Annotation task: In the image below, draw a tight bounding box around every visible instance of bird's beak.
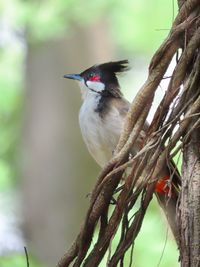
[63,73,83,81]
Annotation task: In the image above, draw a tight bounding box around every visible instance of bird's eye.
[88,74,100,82]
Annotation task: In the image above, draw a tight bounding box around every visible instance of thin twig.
[24,247,30,267]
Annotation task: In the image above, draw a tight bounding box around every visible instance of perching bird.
[64,60,180,243]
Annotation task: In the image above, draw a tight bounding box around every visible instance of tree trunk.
[180,128,200,266]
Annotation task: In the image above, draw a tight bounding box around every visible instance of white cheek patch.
[86,81,105,92]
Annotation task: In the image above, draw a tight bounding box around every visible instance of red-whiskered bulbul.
[64,60,180,243]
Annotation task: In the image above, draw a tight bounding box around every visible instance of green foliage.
[1,0,177,53]
[0,253,44,267]
[0,161,13,190]
[0,33,23,189]
[110,0,178,53]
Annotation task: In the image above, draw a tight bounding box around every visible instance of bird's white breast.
[79,91,123,167]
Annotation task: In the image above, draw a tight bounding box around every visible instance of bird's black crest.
[98,60,129,75]
[79,60,129,101]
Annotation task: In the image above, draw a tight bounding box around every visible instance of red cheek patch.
[89,75,100,82]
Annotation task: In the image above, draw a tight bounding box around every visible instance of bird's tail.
[154,163,180,245]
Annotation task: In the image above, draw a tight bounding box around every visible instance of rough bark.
[178,51,200,266]
[180,130,200,267]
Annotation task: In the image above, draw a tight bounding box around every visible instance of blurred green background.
[0,0,179,266]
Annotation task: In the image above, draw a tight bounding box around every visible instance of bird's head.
[64,60,129,98]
